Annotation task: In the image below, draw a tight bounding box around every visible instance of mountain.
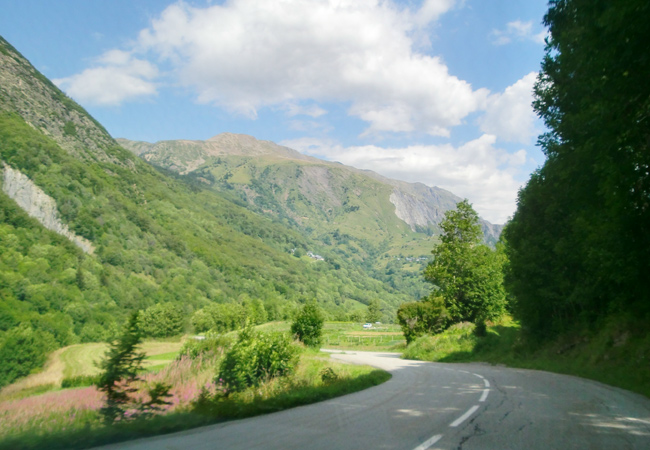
[0,36,420,386]
[117,134,503,250]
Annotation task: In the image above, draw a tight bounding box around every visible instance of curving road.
[99,351,650,449]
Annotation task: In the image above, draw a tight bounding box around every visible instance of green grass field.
[255,321,406,351]
[0,341,182,401]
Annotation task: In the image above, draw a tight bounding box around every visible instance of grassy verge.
[0,350,389,450]
[403,316,650,398]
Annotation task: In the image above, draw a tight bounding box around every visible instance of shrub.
[61,374,100,388]
[178,333,233,360]
[291,300,324,348]
[320,367,339,384]
[397,296,449,344]
[218,325,299,393]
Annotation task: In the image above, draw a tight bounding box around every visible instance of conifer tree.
[96,312,145,424]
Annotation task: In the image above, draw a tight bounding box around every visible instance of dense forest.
[504,0,650,339]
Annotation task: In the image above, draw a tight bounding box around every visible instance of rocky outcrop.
[2,163,94,254]
[389,189,446,231]
[390,185,503,244]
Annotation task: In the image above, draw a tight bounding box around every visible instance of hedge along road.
[97,351,650,450]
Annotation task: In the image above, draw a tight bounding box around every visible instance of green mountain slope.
[117,133,503,301]
[0,36,415,386]
[118,134,502,249]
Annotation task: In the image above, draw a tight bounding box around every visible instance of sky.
[0,0,549,223]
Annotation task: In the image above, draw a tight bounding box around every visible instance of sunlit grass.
[402,316,650,398]
[0,341,183,402]
[254,321,406,351]
[0,348,389,450]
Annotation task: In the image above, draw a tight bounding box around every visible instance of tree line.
[399,0,650,343]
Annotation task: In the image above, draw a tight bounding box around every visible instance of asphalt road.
[99,351,650,449]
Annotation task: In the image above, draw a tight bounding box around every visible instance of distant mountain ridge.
[117,134,503,246]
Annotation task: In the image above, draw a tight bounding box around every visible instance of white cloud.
[131,0,483,135]
[415,0,456,26]
[53,50,158,106]
[479,72,539,144]
[282,135,527,223]
[281,102,327,118]
[491,20,547,46]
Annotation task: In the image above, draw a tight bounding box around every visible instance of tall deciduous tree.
[505,0,650,339]
[424,200,506,324]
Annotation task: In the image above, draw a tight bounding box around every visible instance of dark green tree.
[366,299,382,323]
[424,200,506,324]
[0,326,55,388]
[291,300,324,348]
[138,303,185,338]
[505,0,650,339]
[96,312,146,424]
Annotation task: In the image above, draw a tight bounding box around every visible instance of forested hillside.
[118,133,504,303]
[0,36,414,387]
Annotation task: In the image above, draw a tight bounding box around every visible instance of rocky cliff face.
[2,163,94,254]
[389,189,448,231]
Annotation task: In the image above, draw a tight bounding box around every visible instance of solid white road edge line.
[450,405,480,427]
[479,389,489,402]
[412,434,443,450]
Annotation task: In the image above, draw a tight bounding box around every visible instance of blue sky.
[0,0,549,223]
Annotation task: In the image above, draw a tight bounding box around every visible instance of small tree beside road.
[291,300,324,348]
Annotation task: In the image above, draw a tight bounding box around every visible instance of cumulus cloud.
[131,0,483,135]
[491,20,547,46]
[479,72,539,144]
[282,135,527,223]
[414,0,457,26]
[53,50,158,106]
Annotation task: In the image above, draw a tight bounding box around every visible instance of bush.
[178,333,233,360]
[218,325,299,393]
[397,296,449,344]
[61,374,100,388]
[320,367,339,384]
[291,300,324,348]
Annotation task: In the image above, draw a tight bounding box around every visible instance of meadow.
[257,321,406,351]
[0,341,182,402]
[0,325,391,450]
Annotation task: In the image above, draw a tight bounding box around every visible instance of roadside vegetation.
[402,316,650,398]
[0,311,390,450]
